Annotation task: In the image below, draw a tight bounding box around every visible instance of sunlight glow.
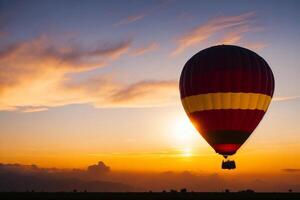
[181,147,192,157]
[170,115,201,147]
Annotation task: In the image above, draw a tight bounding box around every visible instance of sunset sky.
[0,0,300,177]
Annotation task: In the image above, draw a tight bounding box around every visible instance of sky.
[0,0,300,185]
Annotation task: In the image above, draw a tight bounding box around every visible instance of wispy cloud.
[87,149,213,158]
[0,35,130,90]
[273,96,300,102]
[0,36,130,85]
[17,106,49,113]
[217,25,264,45]
[172,11,259,55]
[64,77,178,108]
[109,80,178,107]
[282,168,300,173]
[113,0,169,27]
[130,42,159,56]
[0,36,178,112]
[217,25,267,51]
[219,31,243,45]
[114,14,146,26]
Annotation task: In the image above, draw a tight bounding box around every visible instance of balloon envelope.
[179,45,275,156]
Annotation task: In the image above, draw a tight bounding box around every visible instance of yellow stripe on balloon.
[181,92,272,114]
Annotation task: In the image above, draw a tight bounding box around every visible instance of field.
[1,192,300,200]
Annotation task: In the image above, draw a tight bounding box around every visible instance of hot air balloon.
[179,45,275,169]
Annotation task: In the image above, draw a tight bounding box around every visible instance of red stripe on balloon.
[189,109,265,133]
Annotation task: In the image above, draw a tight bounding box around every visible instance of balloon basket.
[221,158,236,170]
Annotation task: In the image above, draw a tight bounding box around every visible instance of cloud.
[282,169,300,173]
[273,96,300,102]
[219,31,243,45]
[217,26,267,51]
[0,35,179,112]
[130,42,159,56]
[0,37,178,111]
[17,106,49,113]
[87,161,110,174]
[172,11,258,55]
[0,35,130,89]
[64,77,179,108]
[114,14,146,26]
[1,162,300,192]
[217,25,264,45]
[0,163,43,174]
[109,80,178,107]
[114,0,171,27]
[0,162,135,192]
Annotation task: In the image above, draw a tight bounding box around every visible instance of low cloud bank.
[0,162,299,192]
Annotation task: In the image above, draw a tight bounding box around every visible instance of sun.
[170,116,200,147]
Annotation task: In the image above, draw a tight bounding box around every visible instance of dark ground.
[1,192,300,200]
